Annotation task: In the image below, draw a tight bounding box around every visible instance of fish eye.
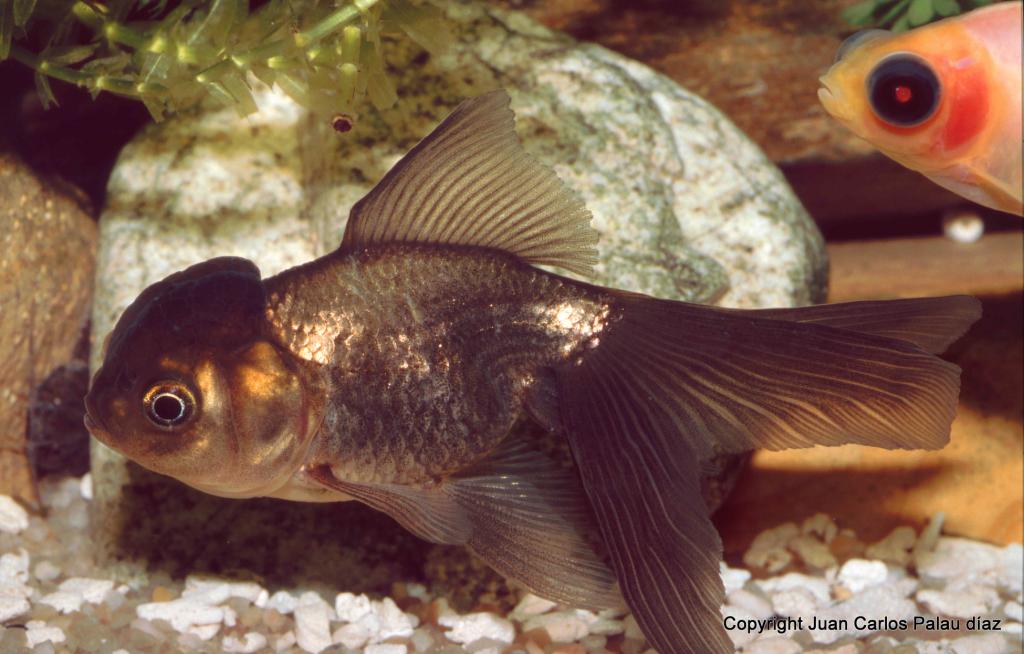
[144,382,196,428]
[867,54,941,127]
[834,29,889,63]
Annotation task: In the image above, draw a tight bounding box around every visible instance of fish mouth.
[817,77,851,122]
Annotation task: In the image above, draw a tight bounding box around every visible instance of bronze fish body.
[85,90,981,654]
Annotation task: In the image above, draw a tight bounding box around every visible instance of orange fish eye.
[867,53,941,128]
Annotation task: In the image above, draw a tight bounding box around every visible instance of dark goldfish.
[85,90,980,654]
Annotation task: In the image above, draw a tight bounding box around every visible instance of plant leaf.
[44,43,99,65]
[1,1,14,60]
[878,0,914,25]
[14,0,38,27]
[908,0,936,25]
[34,71,57,108]
[933,0,962,15]
[842,0,881,25]
[892,13,913,30]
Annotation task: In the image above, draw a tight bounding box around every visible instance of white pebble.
[807,584,917,644]
[865,526,917,565]
[721,561,752,594]
[1003,622,1022,634]
[24,621,66,648]
[801,513,838,544]
[837,559,888,593]
[333,622,372,649]
[623,614,644,640]
[33,560,61,582]
[744,523,799,573]
[373,597,418,639]
[274,630,297,652]
[79,473,93,500]
[912,513,945,562]
[522,610,591,642]
[758,572,832,606]
[744,636,802,654]
[0,495,29,534]
[512,593,557,618]
[917,585,1000,618]
[187,622,221,640]
[950,633,1011,654]
[184,576,266,604]
[335,592,373,622]
[222,632,268,653]
[439,612,515,644]
[588,617,624,635]
[410,628,434,652]
[770,588,819,619]
[727,589,774,620]
[0,548,30,585]
[294,597,334,653]
[0,593,30,622]
[136,597,226,632]
[789,534,838,569]
[1004,600,1023,622]
[943,210,985,243]
[366,644,408,654]
[720,605,758,648]
[265,590,300,614]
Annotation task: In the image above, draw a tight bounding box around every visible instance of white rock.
[757,572,832,606]
[512,593,558,619]
[917,585,1000,618]
[274,630,297,652]
[522,610,591,642]
[999,544,1023,594]
[410,628,435,652]
[623,614,644,640]
[720,605,758,648]
[1003,622,1022,634]
[727,589,774,620]
[184,575,266,604]
[744,636,802,654]
[807,584,917,644]
[588,618,625,636]
[223,632,269,653]
[439,612,515,644]
[79,473,93,500]
[187,623,221,640]
[837,559,888,593]
[771,588,819,619]
[405,583,429,600]
[950,633,1011,654]
[1004,600,1023,622]
[0,593,30,622]
[721,562,752,595]
[366,644,408,654]
[373,597,417,639]
[789,534,838,569]
[33,560,61,582]
[0,496,29,534]
[333,622,372,649]
[24,621,66,648]
[744,523,799,573]
[801,514,838,544]
[112,650,130,654]
[865,526,917,565]
[294,596,334,653]
[38,589,84,613]
[912,513,945,562]
[917,538,1022,594]
[265,590,300,614]
[136,597,226,632]
[335,591,373,622]
[0,548,30,585]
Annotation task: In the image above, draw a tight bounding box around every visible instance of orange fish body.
[820,2,1023,215]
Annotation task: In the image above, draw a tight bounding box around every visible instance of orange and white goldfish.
[819,2,1023,215]
[85,90,981,654]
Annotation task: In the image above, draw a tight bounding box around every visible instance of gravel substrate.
[0,476,1020,654]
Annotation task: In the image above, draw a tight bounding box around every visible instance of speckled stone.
[90,0,824,594]
[0,153,96,510]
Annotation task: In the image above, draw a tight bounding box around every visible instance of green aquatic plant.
[843,0,1000,31]
[1,0,451,121]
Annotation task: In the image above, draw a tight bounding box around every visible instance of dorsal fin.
[340,90,600,276]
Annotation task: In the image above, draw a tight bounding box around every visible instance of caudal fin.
[554,294,979,654]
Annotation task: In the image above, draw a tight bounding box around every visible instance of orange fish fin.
[339,90,600,276]
[720,295,981,354]
[554,295,973,654]
[308,436,623,610]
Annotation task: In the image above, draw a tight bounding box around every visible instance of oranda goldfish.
[85,90,981,654]
[819,1,1023,215]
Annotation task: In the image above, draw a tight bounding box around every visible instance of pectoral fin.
[307,436,623,610]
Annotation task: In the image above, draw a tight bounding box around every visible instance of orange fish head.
[820,24,996,174]
[85,257,324,499]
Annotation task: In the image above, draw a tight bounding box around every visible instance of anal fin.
[308,437,623,610]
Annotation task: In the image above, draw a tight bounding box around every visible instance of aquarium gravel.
[0,475,1020,654]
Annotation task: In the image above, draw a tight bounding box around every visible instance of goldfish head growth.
[84,257,322,499]
[820,26,998,172]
